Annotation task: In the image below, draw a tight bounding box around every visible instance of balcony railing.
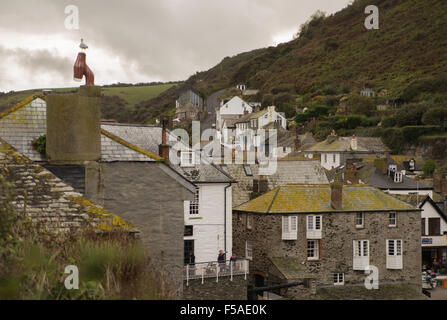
[183,259,249,286]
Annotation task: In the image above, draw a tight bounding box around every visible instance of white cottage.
[420,196,447,269]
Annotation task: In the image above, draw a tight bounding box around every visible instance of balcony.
[183,259,249,285]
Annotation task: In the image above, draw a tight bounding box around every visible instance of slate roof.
[419,196,447,223]
[0,137,136,234]
[101,123,162,155]
[170,162,234,183]
[0,95,161,162]
[234,185,418,214]
[357,163,432,190]
[226,160,329,207]
[270,257,314,280]
[305,136,388,153]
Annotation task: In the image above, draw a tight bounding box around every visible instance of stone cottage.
[232,178,422,299]
[0,89,196,298]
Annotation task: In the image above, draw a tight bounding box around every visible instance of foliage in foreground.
[0,177,171,300]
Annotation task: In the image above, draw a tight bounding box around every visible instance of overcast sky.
[0,0,351,92]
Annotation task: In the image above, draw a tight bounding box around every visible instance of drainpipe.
[224,183,231,254]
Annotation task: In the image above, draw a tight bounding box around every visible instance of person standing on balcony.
[218,250,227,271]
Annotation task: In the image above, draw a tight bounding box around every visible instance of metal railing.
[184,259,249,286]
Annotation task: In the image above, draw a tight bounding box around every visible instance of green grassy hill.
[142,0,447,119]
[0,83,179,123]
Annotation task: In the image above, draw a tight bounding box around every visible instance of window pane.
[315,216,321,230]
[308,216,313,230]
[429,218,441,235]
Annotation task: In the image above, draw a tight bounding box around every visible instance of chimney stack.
[159,117,170,163]
[46,86,101,164]
[331,172,343,210]
[351,135,358,151]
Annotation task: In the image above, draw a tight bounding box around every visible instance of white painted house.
[216,96,252,132]
[420,196,447,268]
[179,160,234,264]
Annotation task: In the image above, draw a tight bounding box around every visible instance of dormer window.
[409,159,415,171]
[181,151,195,167]
[394,171,403,183]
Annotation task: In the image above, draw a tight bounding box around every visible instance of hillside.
[0,83,178,123]
[141,0,447,119]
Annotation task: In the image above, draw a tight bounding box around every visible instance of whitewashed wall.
[184,183,232,263]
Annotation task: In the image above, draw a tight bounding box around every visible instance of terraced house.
[232,176,422,299]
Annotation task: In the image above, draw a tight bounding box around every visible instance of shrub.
[402,125,442,141]
[395,103,427,127]
[346,94,375,116]
[381,128,405,154]
[423,160,436,176]
[32,135,46,155]
[422,107,447,127]
[382,116,396,128]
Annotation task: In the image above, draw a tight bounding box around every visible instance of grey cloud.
[0,0,351,89]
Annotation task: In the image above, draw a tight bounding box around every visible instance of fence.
[184,259,249,286]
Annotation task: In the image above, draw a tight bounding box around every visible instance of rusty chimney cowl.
[74,39,95,86]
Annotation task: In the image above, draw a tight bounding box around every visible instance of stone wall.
[183,275,247,300]
[233,209,421,299]
[85,161,194,298]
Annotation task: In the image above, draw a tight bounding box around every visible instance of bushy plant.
[423,160,436,177]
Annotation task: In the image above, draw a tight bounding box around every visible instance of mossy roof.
[233,185,418,214]
[305,137,388,153]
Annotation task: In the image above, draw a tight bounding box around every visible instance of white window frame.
[355,212,364,228]
[307,240,320,261]
[247,214,252,230]
[189,187,199,215]
[353,240,370,270]
[245,241,253,260]
[333,273,344,286]
[180,151,195,167]
[394,171,403,183]
[389,212,397,227]
[307,215,322,239]
[282,216,298,240]
[386,239,403,269]
[243,164,253,176]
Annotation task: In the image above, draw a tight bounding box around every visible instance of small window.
[333,154,336,163]
[333,273,344,285]
[189,188,199,215]
[355,212,364,228]
[389,212,397,227]
[184,225,193,237]
[247,214,252,230]
[307,240,319,260]
[245,241,253,260]
[324,154,328,163]
[243,165,253,176]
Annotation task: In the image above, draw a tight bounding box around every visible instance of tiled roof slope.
[0,97,47,161]
[171,162,233,183]
[226,160,329,207]
[101,123,163,156]
[305,136,389,153]
[234,185,418,214]
[0,138,135,234]
[0,96,160,162]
